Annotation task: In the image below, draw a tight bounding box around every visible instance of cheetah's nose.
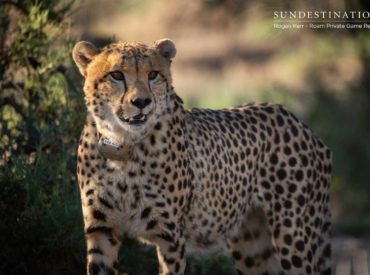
[131,97,152,109]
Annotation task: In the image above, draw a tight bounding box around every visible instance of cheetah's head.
[72,39,176,145]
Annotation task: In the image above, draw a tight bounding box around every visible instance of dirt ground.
[333,236,370,275]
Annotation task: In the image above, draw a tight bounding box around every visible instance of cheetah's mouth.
[120,113,148,126]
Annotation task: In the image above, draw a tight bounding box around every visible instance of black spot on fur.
[141,207,152,219]
[146,219,158,230]
[88,262,100,275]
[281,259,291,270]
[291,255,302,268]
[93,209,106,221]
[88,248,103,255]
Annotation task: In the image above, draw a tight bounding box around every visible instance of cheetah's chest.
[89,158,162,238]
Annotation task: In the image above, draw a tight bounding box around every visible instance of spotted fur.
[73,39,332,275]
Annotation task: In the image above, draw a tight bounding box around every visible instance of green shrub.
[0,1,85,274]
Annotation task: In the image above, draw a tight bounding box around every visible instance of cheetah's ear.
[153,39,176,60]
[72,41,99,77]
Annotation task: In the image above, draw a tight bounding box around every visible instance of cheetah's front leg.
[154,228,187,275]
[83,209,122,275]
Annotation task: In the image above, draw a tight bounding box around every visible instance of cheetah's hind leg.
[228,207,282,275]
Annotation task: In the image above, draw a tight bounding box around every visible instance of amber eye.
[148,71,159,81]
[109,71,125,81]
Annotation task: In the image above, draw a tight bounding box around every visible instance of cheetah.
[73,38,332,275]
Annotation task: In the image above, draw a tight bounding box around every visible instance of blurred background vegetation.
[0,0,369,274]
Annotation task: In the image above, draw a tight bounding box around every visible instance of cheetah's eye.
[148,71,159,81]
[109,71,125,81]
